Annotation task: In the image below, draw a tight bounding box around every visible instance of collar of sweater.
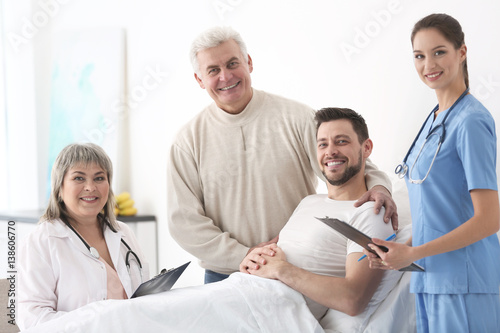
[207,88,264,126]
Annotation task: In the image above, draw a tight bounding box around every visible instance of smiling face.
[317,119,372,187]
[194,39,253,114]
[61,163,109,225]
[412,28,466,92]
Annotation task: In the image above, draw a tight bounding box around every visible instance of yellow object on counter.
[119,207,138,216]
[114,192,138,216]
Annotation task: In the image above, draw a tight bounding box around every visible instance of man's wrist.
[274,261,296,283]
[371,184,391,196]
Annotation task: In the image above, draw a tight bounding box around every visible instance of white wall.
[1,0,40,210]
[2,0,499,287]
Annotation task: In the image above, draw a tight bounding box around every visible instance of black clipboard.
[316,217,424,272]
[131,261,191,298]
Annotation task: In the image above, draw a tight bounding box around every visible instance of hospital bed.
[19,181,416,333]
[19,224,415,333]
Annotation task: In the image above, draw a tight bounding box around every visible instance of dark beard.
[322,151,362,186]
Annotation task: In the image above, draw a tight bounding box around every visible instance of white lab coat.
[18,218,149,330]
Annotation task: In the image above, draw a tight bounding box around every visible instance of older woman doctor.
[18,143,149,330]
[365,13,500,332]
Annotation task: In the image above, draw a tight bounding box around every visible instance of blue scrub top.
[406,94,500,294]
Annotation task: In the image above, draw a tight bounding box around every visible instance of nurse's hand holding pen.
[362,237,416,271]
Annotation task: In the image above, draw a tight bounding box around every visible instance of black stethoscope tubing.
[66,221,143,273]
[395,88,470,176]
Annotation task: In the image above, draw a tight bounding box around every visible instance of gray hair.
[42,143,118,231]
[190,26,248,74]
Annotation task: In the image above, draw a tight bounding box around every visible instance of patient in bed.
[240,107,401,322]
[20,108,405,333]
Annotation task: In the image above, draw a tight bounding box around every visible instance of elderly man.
[167,26,397,283]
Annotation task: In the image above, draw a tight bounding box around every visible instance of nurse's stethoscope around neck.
[65,220,143,282]
[395,88,469,184]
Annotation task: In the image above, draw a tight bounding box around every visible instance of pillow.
[319,224,412,332]
[391,176,412,229]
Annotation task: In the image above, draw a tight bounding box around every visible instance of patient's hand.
[355,185,399,230]
[239,244,278,274]
[246,247,288,280]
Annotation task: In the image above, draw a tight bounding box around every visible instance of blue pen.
[358,233,396,262]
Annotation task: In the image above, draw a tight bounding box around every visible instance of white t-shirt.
[278,194,398,320]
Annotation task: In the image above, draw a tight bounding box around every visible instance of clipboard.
[131,261,191,298]
[316,217,424,272]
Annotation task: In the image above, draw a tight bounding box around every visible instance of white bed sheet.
[21,226,416,333]
[320,272,415,333]
[320,224,416,333]
[364,272,415,332]
[21,273,324,333]
[21,267,415,333]
[21,270,415,333]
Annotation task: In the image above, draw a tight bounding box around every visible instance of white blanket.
[21,225,416,333]
[320,224,416,333]
[21,273,324,333]
[320,272,415,333]
[21,271,416,333]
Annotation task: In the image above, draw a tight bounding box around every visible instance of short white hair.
[190,26,248,74]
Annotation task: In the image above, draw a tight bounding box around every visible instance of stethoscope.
[66,221,144,282]
[395,88,469,184]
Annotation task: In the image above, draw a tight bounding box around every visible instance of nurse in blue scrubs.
[365,13,500,332]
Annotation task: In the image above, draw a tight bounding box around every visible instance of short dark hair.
[315,107,369,143]
[411,13,468,88]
